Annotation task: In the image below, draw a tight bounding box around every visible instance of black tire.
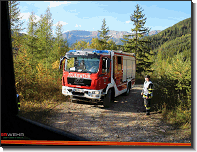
[111,89,115,103]
[125,82,131,96]
[103,89,112,108]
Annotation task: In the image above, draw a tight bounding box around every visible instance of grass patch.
[161,106,191,139]
[18,86,69,124]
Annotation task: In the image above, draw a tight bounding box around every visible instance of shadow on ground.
[72,88,148,113]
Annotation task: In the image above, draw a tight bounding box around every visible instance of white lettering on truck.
[68,73,90,79]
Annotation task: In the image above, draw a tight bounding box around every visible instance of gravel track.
[43,86,191,143]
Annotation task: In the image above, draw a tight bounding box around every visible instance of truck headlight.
[92,91,100,94]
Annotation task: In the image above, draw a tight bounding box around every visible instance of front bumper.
[62,86,103,100]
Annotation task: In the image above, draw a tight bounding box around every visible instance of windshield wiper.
[69,69,77,72]
[87,71,93,74]
[78,69,93,74]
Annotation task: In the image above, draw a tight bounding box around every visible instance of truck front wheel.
[103,89,112,108]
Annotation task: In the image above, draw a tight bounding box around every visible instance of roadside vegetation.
[10,2,191,135]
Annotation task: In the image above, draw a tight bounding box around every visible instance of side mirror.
[107,58,111,73]
[59,56,65,70]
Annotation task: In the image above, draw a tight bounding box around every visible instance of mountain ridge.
[62,30,162,46]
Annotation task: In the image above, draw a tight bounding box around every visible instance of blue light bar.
[68,50,76,53]
[92,50,109,54]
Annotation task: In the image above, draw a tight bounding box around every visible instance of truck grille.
[67,77,91,86]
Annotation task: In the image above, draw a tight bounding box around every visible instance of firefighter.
[141,75,153,115]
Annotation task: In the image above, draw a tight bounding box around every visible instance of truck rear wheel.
[103,89,112,108]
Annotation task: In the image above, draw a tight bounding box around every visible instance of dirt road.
[41,86,191,143]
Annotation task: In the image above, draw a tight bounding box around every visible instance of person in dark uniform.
[141,75,153,115]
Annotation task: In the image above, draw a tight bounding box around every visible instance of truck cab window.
[66,57,100,73]
[102,57,109,73]
[117,56,122,71]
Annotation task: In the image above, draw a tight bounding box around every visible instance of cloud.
[19,12,41,22]
[20,31,28,35]
[54,21,68,26]
[125,20,131,23]
[75,24,81,27]
[44,1,71,8]
[19,12,30,21]
[63,30,70,33]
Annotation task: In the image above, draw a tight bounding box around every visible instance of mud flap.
[124,82,131,96]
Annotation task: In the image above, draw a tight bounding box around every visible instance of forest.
[10,2,191,131]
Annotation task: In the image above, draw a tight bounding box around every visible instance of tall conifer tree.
[98,18,111,50]
[121,4,152,74]
[26,11,38,73]
[53,21,69,62]
[45,6,53,54]
[8,1,24,32]
[36,7,53,63]
[8,1,24,55]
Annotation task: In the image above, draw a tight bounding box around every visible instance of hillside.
[145,17,191,63]
[154,34,191,60]
[62,30,161,46]
[146,17,191,51]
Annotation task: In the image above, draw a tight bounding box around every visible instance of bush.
[152,52,191,128]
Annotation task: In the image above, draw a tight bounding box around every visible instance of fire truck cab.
[59,49,136,108]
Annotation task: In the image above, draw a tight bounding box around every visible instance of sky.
[19,1,192,35]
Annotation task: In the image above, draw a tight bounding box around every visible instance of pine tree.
[98,18,111,50]
[8,1,24,32]
[26,12,38,56]
[25,11,38,77]
[107,40,118,50]
[55,21,64,48]
[36,14,48,59]
[36,7,53,62]
[53,21,69,62]
[44,6,53,54]
[8,1,24,55]
[121,4,152,75]
[98,18,110,41]
[90,38,105,50]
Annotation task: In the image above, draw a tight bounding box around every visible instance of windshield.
[65,57,100,73]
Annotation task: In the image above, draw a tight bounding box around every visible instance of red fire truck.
[59,49,136,108]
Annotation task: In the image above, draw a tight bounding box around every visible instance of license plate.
[76,89,83,93]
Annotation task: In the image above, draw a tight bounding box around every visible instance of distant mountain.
[62,30,162,46]
[62,30,97,46]
[145,30,162,36]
